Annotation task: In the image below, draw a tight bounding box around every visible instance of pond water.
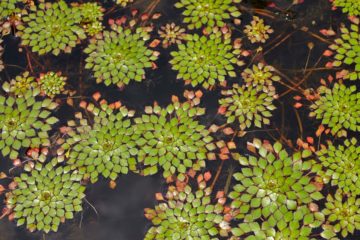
[0,0,360,239]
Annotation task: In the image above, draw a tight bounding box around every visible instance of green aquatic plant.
[144,183,229,239]
[158,23,186,48]
[134,100,215,179]
[115,0,134,7]
[309,83,360,137]
[170,31,240,89]
[0,0,21,19]
[231,205,324,239]
[2,71,38,97]
[0,89,58,159]
[17,1,86,55]
[38,72,67,98]
[84,24,157,88]
[78,2,104,36]
[6,162,85,233]
[244,16,273,43]
[321,191,360,238]
[241,63,280,93]
[174,0,242,30]
[332,0,360,17]
[62,102,138,183]
[313,138,360,195]
[329,24,360,80]
[219,84,276,131]
[229,140,323,231]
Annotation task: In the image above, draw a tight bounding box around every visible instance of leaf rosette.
[145,184,229,239]
[62,102,138,183]
[244,16,273,44]
[321,191,360,239]
[231,205,324,240]
[229,140,323,235]
[332,0,360,17]
[2,71,38,97]
[84,25,158,88]
[6,162,86,233]
[133,101,215,179]
[0,89,58,159]
[329,24,360,80]
[219,83,276,131]
[241,63,280,94]
[0,0,21,19]
[174,0,242,30]
[170,31,240,89]
[309,83,360,137]
[17,1,86,55]
[38,72,67,98]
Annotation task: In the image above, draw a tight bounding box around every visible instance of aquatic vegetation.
[84,24,157,88]
[313,138,360,195]
[244,16,273,43]
[78,2,104,36]
[321,191,360,238]
[38,72,67,98]
[0,89,58,159]
[231,205,324,239]
[158,23,186,48]
[134,100,215,179]
[170,31,241,89]
[144,182,229,239]
[329,24,360,80]
[2,71,38,97]
[332,0,360,17]
[6,162,85,233]
[115,0,134,7]
[62,102,138,183]
[229,140,323,233]
[219,84,276,131]
[0,0,21,19]
[17,1,86,55]
[174,0,242,30]
[309,83,360,137]
[241,63,280,93]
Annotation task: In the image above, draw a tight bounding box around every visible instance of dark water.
[0,0,358,239]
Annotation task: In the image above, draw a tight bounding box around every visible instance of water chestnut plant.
[332,0,360,16]
[329,24,360,80]
[134,99,215,179]
[174,0,242,31]
[313,138,360,195]
[219,84,276,131]
[38,72,67,98]
[231,205,324,240]
[158,23,186,48]
[241,63,280,93]
[244,16,273,44]
[2,71,38,97]
[309,83,360,137]
[84,24,158,88]
[6,162,86,233]
[144,181,229,239]
[78,2,104,36]
[17,1,86,55]
[61,102,138,183]
[321,191,360,239]
[170,31,241,89]
[229,140,323,235]
[0,0,21,19]
[0,89,58,159]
